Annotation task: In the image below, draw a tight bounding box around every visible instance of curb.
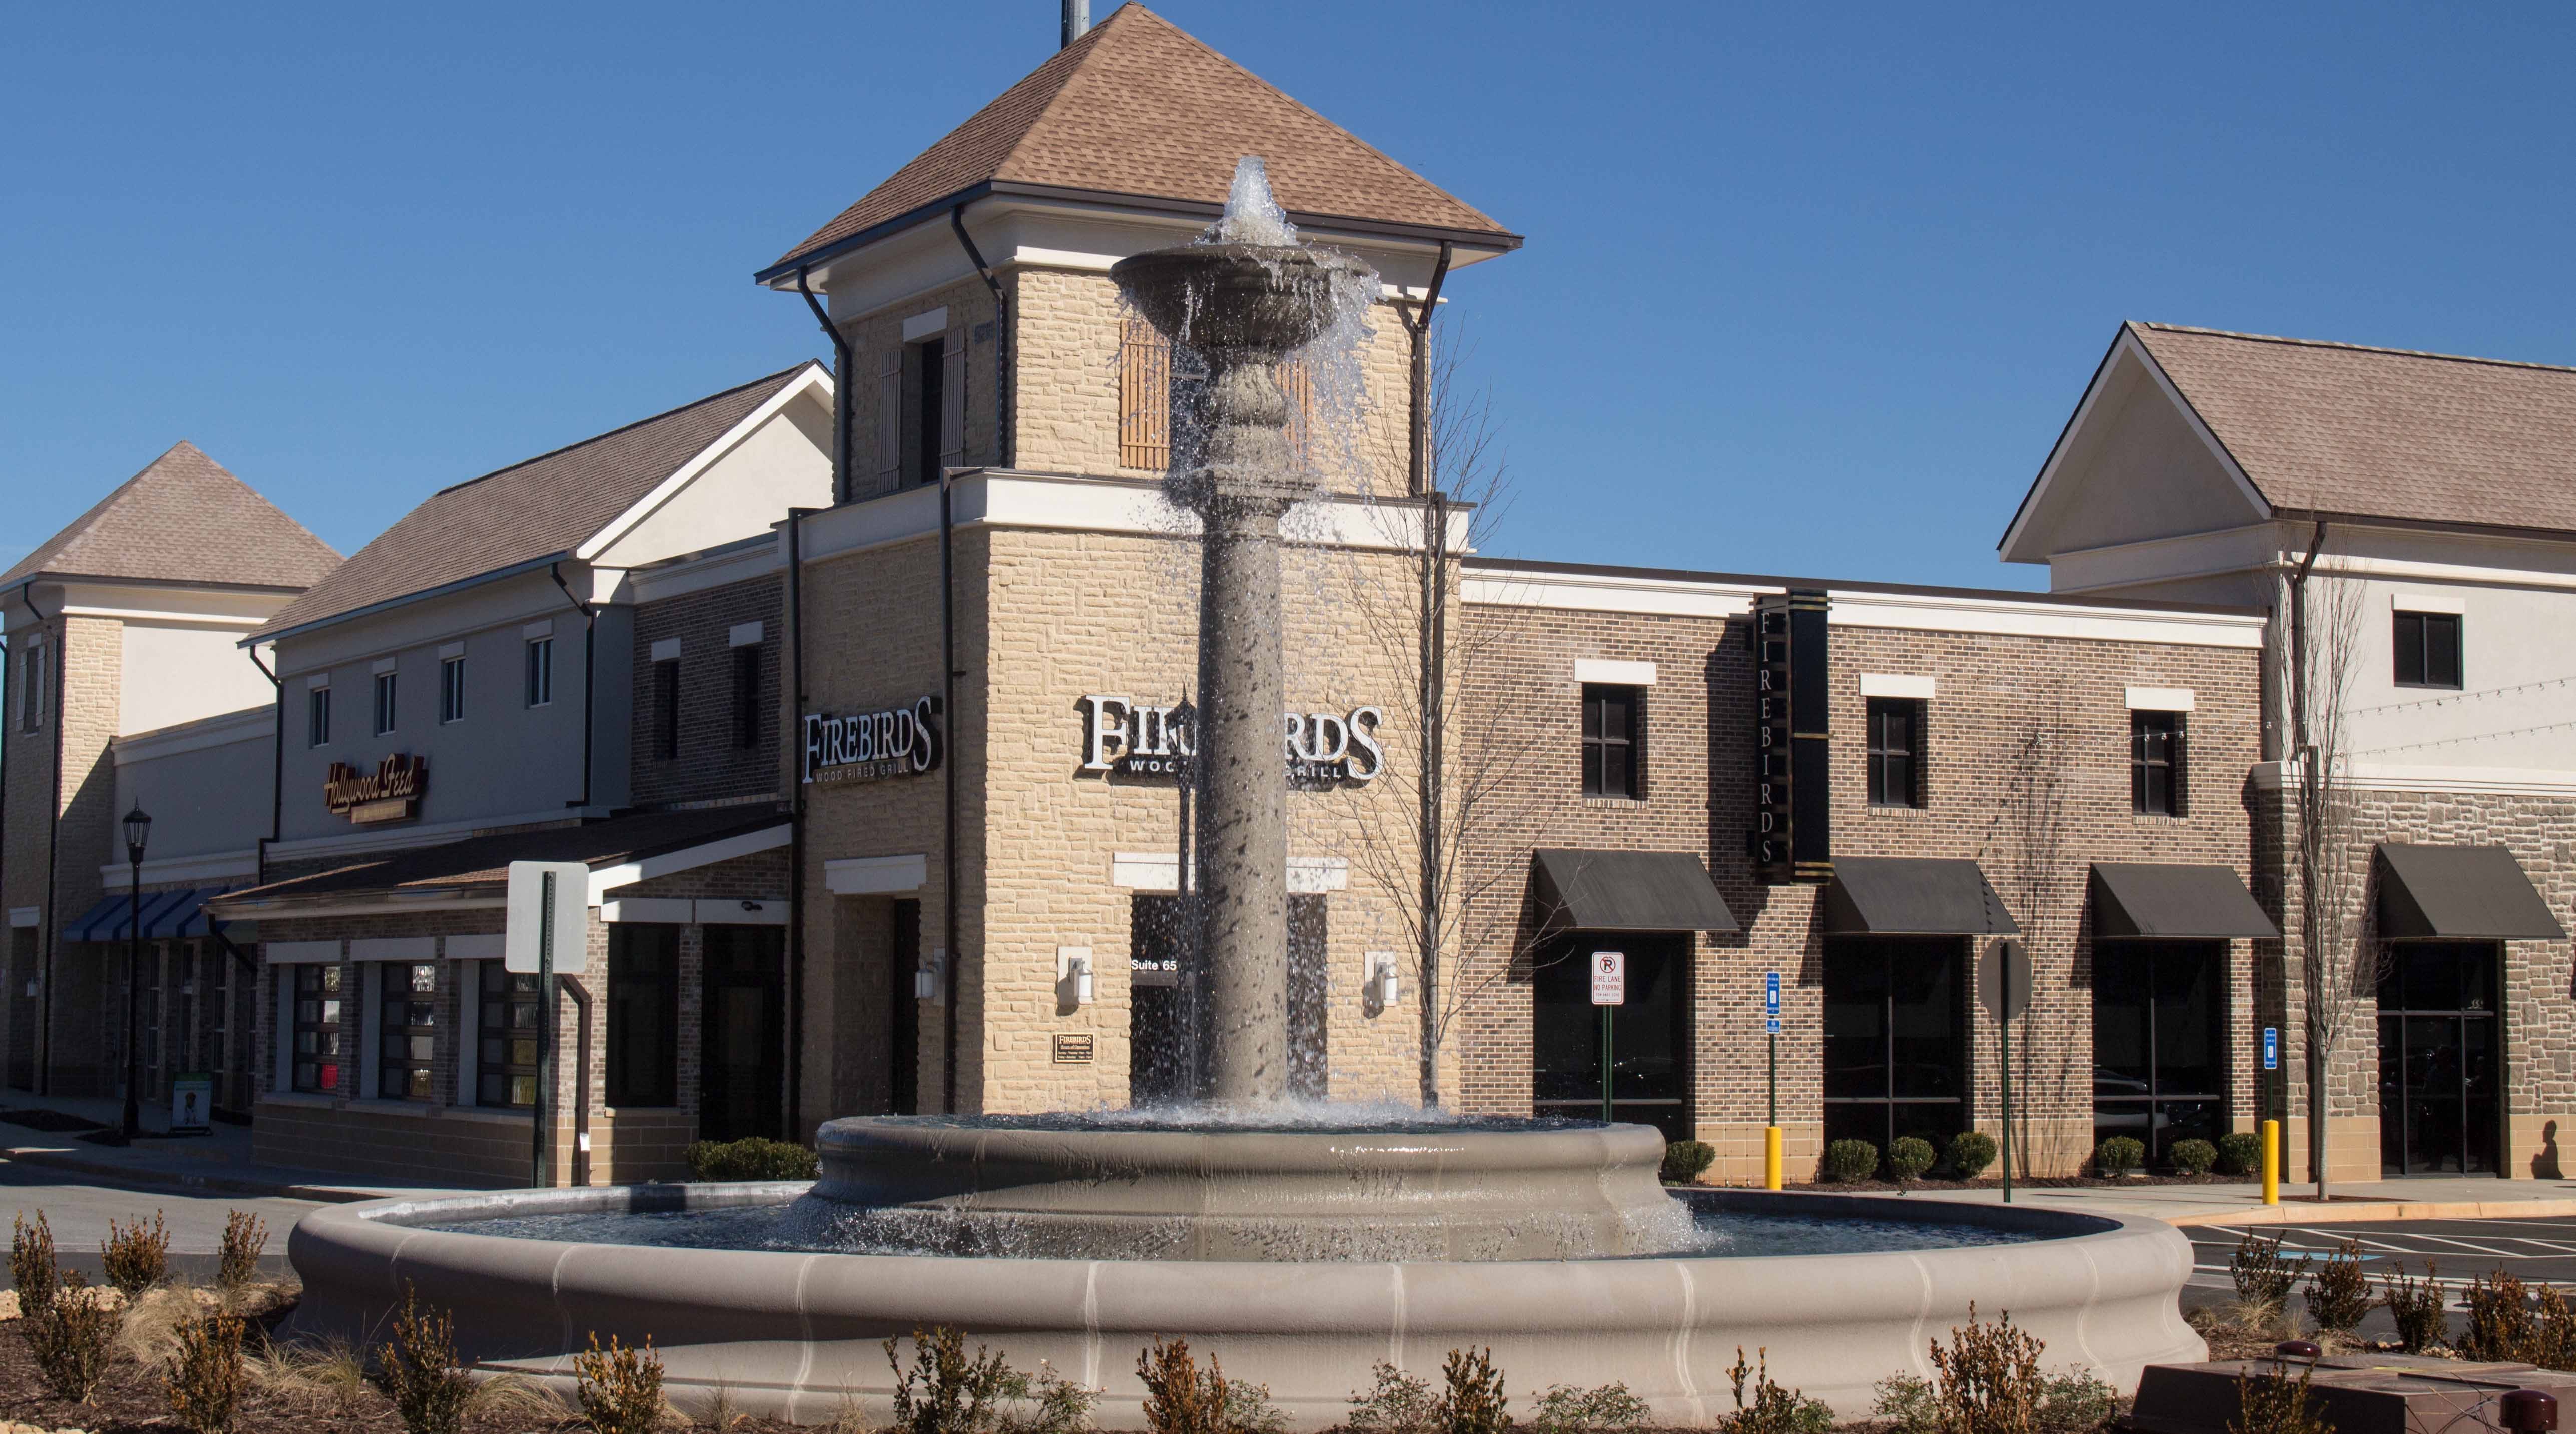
[2166,1197,2576,1228]
[4,1145,389,1204]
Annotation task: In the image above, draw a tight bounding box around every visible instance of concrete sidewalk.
[0,1091,457,1203]
[1820,1174,2576,1227]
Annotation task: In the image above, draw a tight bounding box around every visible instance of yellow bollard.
[1764,1126,1784,1191]
[2261,1119,2280,1205]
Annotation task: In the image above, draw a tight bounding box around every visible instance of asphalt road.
[0,1156,316,1283]
[2185,1215,2576,1343]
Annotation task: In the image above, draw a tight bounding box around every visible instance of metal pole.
[2000,999,2014,1204]
[532,870,556,1189]
[1599,1005,1613,1125]
[122,854,141,1140]
[1765,1030,1782,1192]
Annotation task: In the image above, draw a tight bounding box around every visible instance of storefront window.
[1822,937,1963,1154]
[478,963,541,1108]
[2092,940,2226,1165]
[378,962,437,1100]
[607,924,680,1107]
[2378,941,2499,1176]
[1532,932,1689,1140]
[292,964,343,1094]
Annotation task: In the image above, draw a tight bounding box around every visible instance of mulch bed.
[0,1110,106,1136]
[1764,1172,2254,1194]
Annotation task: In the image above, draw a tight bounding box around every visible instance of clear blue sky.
[7,3,2571,590]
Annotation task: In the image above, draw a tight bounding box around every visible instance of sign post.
[507,860,590,1190]
[1764,971,1783,1190]
[1590,951,1624,1125]
[1978,937,2032,1204]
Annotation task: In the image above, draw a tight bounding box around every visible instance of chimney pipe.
[1062,0,1089,48]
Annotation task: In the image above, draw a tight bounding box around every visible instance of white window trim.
[1573,659,1656,686]
[2124,686,2197,713]
[440,655,466,724]
[1859,673,1936,700]
[521,619,554,639]
[825,853,927,895]
[371,657,398,675]
[2391,591,2469,615]
[266,940,343,964]
[901,307,950,342]
[650,637,682,663]
[729,621,764,648]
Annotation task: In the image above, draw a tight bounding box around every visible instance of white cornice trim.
[575,366,833,563]
[1110,853,1349,894]
[264,808,614,863]
[588,822,790,903]
[214,890,507,922]
[2250,759,2576,798]
[823,853,927,895]
[59,606,269,630]
[112,706,274,764]
[620,539,784,605]
[97,850,259,888]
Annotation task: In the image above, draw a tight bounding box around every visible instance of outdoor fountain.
[283,159,2202,1425]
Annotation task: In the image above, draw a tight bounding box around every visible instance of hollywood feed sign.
[803,696,942,785]
[324,753,427,824]
[1077,694,1385,786]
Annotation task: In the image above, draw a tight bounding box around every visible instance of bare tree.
[1334,328,1523,1106]
[1978,695,2077,1176]
[2287,532,2371,1198]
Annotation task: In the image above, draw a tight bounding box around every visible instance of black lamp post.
[120,804,150,1141]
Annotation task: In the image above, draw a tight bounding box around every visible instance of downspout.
[561,975,593,1185]
[548,563,596,810]
[785,507,814,1139]
[940,473,962,1114]
[26,585,64,1096]
[1396,244,1452,1103]
[951,204,1011,467]
[795,269,854,505]
[2286,519,2327,1194]
[245,644,282,885]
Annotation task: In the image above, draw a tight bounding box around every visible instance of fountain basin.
[285,1182,2203,1428]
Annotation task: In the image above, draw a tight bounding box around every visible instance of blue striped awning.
[64,888,203,943]
[146,888,231,940]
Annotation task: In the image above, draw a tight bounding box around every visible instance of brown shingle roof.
[2133,322,2576,535]
[770,4,1512,273]
[216,806,786,907]
[250,364,818,642]
[4,441,339,591]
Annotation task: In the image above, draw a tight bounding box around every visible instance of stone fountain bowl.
[1111,242,1373,355]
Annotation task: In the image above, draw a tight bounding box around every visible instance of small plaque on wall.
[1053,1033,1096,1065]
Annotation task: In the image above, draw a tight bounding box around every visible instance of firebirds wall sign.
[1749,590,1832,884]
[325,754,428,824]
[1076,694,1386,787]
[802,696,943,785]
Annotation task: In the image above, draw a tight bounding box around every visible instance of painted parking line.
[2401,1233,2528,1257]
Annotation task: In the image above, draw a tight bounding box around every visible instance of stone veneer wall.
[630,574,785,807]
[1455,596,2264,1181]
[1,614,123,1096]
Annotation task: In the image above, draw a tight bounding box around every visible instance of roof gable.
[772,4,1511,272]
[4,441,340,591]
[250,364,823,643]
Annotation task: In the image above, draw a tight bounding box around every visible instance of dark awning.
[64,889,189,943]
[2089,863,2279,940]
[144,888,233,940]
[1530,849,1739,935]
[2376,844,2565,940]
[1821,857,2019,936]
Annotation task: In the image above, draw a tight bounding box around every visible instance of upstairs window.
[731,645,761,750]
[439,656,466,724]
[2131,710,2187,817]
[1866,698,1926,808]
[913,336,947,488]
[306,686,331,747]
[372,671,398,736]
[17,640,42,732]
[525,637,553,708]
[1581,684,1641,799]
[2394,610,2463,689]
[653,658,680,761]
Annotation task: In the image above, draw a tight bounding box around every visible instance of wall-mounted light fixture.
[1363,952,1400,1015]
[1058,946,1094,1006]
[916,948,947,1005]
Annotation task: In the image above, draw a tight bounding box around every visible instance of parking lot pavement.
[2183,1214,2576,1344]
[0,1155,317,1283]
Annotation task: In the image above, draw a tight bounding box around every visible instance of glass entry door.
[700,926,785,1143]
[1532,932,1689,1139]
[2379,942,2501,1176]
[2092,940,2228,1165]
[1822,937,1965,1152]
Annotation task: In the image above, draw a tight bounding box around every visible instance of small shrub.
[1873,1373,1939,1434]
[2458,1268,2538,1363]
[2536,1285,2576,1373]
[2303,1241,2371,1336]
[103,1209,171,1297]
[2230,1352,2330,1434]
[1530,1381,1652,1434]
[2036,1370,2118,1434]
[1726,1347,1832,1434]
[1822,1139,1880,1183]
[380,1283,474,1434]
[1889,1137,1938,1184]
[2381,1260,2447,1353]
[574,1332,666,1434]
[1349,1362,1440,1433]
[12,1207,58,1321]
[1948,1132,1998,1181]
[1442,1348,1510,1434]
[2214,1131,2264,1177]
[2168,1139,2217,1176]
[2230,1232,2305,1310]
[686,1135,820,1182]
[888,1325,1020,1434]
[1661,1140,1717,1185]
[2092,1138,2144,1179]
[1929,1304,2044,1434]
[1222,1377,1288,1434]
[217,1210,268,1290]
[1138,1337,1228,1434]
[166,1309,250,1434]
[26,1270,119,1403]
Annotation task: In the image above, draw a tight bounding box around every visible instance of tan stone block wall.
[844,278,1003,495]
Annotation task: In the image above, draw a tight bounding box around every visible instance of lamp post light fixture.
[121,804,151,1141]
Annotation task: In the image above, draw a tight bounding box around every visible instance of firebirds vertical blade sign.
[1749,589,1832,884]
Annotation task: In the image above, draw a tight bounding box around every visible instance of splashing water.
[1201,155,1298,247]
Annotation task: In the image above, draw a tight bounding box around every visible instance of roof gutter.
[240,550,574,651]
[756,179,1523,288]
